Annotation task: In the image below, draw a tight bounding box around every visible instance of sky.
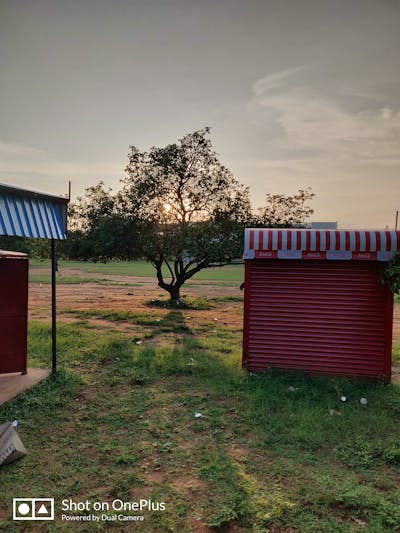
[0,0,399,229]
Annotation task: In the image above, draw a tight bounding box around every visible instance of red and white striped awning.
[243,229,400,261]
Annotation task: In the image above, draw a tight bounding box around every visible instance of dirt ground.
[28,270,245,329]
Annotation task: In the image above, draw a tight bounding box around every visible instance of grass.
[146,296,213,310]
[29,273,140,286]
[1,309,400,531]
[29,258,244,281]
[62,308,193,336]
[393,341,400,364]
[210,295,244,303]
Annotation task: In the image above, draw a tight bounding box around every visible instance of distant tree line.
[0,235,51,257]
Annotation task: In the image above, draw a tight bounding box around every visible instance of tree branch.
[151,257,171,290]
[164,258,176,284]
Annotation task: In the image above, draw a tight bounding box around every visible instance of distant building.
[309,222,338,229]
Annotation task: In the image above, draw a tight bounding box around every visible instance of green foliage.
[382,250,400,293]
[0,235,51,257]
[0,235,32,254]
[256,187,315,227]
[392,341,400,364]
[62,182,142,261]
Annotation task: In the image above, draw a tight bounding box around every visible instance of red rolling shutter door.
[0,258,28,374]
[244,260,392,378]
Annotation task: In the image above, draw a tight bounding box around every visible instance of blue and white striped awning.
[0,184,68,240]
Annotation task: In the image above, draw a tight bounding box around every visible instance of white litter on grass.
[136,341,143,345]
[194,413,204,418]
[360,397,368,405]
[287,386,297,392]
[340,396,347,402]
[11,420,18,427]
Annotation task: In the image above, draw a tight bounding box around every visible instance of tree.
[63,182,143,261]
[63,130,315,302]
[120,128,252,301]
[382,251,400,294]
[0,236,33,254]
[0,235,51,258]
[256,188,315,227]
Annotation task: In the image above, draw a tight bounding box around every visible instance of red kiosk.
[242,229,400,380]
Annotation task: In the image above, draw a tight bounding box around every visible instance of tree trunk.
[152,258,186,303]
[167,283,182,302]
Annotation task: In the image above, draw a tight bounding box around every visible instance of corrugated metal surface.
[0,192,67,240]
[243,260,393,379]
[243,229,400,261]
[0,256,28,374]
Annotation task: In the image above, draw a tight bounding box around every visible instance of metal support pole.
[51,239,57,374]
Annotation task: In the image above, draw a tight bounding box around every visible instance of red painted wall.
[0,257,28,374]
[243,260,393,380]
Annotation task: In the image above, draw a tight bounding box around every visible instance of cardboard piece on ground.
[0,422,27,466]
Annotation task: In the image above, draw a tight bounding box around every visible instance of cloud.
[0,140,47,159]
[252,66,309,97]
[251,68,400,165]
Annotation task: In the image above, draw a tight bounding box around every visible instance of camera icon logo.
[13,498,54,521]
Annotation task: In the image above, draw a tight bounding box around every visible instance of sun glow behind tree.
[119,128,252,301]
